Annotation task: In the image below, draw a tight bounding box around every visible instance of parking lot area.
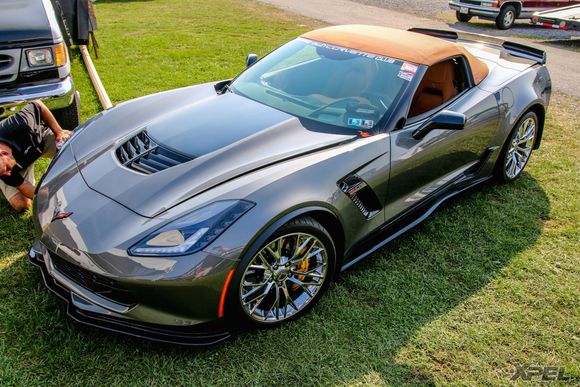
[353,0,580,40]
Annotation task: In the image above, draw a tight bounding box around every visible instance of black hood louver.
[339,175,381,219]
[116,131,192,175]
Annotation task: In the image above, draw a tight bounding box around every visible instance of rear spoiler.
[408,28,547,65]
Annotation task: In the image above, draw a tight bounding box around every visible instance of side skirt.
[341,175,491,271]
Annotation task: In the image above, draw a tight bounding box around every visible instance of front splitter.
[29,249,232,347]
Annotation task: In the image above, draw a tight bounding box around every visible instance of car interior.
[408,57,469,118]
[257,55,405,128]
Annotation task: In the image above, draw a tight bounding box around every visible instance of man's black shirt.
[0,103,47,187]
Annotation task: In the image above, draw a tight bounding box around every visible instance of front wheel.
[456,11,472,23]
[496,5,516,29]
[495,111,538,183]
[230,216,336,327]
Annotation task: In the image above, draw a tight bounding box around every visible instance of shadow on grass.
[0,174,549,384]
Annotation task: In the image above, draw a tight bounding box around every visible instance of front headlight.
[26,48,53,67]
[25,42,67,68]
[128,200,255,257]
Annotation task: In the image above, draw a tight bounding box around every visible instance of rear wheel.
[231,216,335,327]
[52,92,80,130]
[455,11,472,23]
[496,5,516,29]
[495,111,538,183]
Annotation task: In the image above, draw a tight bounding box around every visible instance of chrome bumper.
[0,76,76,118]
[449,1,500,18]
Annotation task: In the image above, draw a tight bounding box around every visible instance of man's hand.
[55,129,72,143]
[32,100,69,142]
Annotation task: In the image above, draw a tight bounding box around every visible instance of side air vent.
[116,131,192,175]
[338,175,382,219]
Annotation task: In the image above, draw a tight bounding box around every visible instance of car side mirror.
[412,110,466,140]
[246,53,259,68]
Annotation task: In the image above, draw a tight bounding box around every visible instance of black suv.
[0,0,79,128]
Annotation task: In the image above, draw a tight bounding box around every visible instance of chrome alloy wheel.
[239,233,328,323]
[505,116,536,179]
[503,10,515,27]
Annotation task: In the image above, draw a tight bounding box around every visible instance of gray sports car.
[29,25,550,346]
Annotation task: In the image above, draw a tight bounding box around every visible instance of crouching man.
[0,101,71,212]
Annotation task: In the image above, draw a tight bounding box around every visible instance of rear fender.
[497,66,550,149]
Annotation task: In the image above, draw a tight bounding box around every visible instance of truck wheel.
[456,11,472,23]
[53,92,80,130]
[496,5,516,29]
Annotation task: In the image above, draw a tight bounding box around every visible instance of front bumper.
[29,241,232,346]
[0,76,76,118]
[449,1,500,18]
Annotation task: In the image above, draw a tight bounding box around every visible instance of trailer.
[532,5,580,31]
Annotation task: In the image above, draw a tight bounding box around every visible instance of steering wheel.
[309,97,370,118]
[360,92,394,110]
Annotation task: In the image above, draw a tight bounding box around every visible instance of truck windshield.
[230,38,413,131]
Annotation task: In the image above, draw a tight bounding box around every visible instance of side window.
[408,57,469,118]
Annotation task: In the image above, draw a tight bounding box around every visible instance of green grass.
[1,0,579,385]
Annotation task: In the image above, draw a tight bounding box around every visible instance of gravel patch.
[353,0,448,19]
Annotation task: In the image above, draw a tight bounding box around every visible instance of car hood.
[0,0,54,46]
[72,83,355,218]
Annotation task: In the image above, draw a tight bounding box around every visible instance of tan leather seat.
[409,60,458,117]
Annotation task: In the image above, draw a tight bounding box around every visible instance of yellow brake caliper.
[292,237,310,291]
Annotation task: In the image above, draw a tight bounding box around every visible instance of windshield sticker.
[397,62,418,82]
[305,39,396,64]
[348,118,374,129]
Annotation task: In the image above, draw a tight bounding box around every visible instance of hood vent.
[116,131,192,175]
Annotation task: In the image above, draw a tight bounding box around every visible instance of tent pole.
[79,45,112,110]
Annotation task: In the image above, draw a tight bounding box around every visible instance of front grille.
[50,252,136,306]
[116,131,192,175]
[0,50,18,84]
[459,0,481,5]
[0,55,12,71]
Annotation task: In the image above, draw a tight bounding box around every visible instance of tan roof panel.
[302,25,489,85]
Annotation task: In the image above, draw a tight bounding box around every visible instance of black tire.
[494,111,538,183]
[496,5,516,29]
[227,216,336,328]
[52,92,80,130]
[455,11,472,23]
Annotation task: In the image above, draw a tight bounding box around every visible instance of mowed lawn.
[0,0,578,385]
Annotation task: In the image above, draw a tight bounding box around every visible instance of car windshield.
[230,38,414,131]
